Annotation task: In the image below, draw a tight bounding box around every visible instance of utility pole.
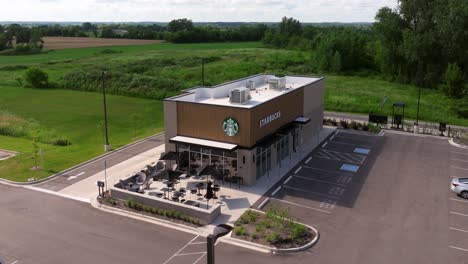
[201,58,205,86]
[102,71,110,151]
[416,87,421,126]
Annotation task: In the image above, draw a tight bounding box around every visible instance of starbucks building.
[164,74,325,185]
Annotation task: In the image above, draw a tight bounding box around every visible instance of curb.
[0,132,164,186]
[90,198,200,236]
[449,138,468,149]
[383,129,448,140]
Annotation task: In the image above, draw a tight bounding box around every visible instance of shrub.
[350,121,359,130]
[265,232,280,244]
[234,226,247,236]
[251,233,258,239]
[50,138,72,146]
[96,49,122,55]
[24,68,49,88]
[291,223,307,240]
[340,120,349,129]
[239,210,259,224]
[362,123,369,131]
[126,199,135,208]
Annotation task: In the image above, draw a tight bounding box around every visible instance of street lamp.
[415,87,421,133]
[201,58,205,86]
[102,71,110,151]
[207,224,233,264]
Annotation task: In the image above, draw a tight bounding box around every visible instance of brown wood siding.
[176,88,304,148]
[249,88,304,146]
[176,102,251,146]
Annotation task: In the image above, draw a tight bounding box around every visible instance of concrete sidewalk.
[59,145,166,201]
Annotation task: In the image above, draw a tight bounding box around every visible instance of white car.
[451,178,468,199]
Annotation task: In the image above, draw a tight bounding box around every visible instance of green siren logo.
[222,117,239,136]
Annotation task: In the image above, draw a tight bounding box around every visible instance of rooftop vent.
[230,87,251,104]
[246,80,255,90]
[267,77,286,90]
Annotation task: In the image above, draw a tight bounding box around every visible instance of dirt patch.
[43,37,164,50]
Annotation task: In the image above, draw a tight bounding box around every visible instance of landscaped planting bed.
[98,195,203,227]
[232,207,315,249]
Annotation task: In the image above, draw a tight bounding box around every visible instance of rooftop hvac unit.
[267,77,286,90]
[230,87,251,104]
[246,80,255,90]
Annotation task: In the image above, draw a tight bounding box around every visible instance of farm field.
[42,37,164,50]
[0,40,466,182]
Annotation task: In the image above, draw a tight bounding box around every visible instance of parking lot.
[448,146,468,262]
[254,129,465,263]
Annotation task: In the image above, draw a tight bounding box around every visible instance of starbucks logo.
[222,117,239,136]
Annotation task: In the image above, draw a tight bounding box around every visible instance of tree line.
[263,0,467,100]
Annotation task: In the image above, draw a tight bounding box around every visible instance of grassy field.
[0,41,466,182]
[0,86,163,181]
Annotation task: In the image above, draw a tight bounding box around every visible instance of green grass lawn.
[0,41,466,182]
[0,86,163,182]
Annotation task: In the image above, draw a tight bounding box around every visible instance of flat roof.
[165,74,322,109]
[170,136,237,151]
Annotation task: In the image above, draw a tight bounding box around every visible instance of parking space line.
[450,211,468,217]
[303,165,354,175]
[452,166,468,171]
[293,175,346,187]
[162,235,200,264]
[176,252,206,257]
[271,186,282,196]
[294,166,302,174]
[284,185,340,199]
[11,261,18,264]
[449,246,468,252]
[450,198,468,203]
[453,159,468,163]
[305,157,312,164]
[193,253,207,264]
[284,175,293,184]
[450,227,468,233]
[271,198,331,214]
[322,142,328,148]
[189,242,207,245]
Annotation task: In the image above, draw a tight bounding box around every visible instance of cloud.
[0,0,399,22]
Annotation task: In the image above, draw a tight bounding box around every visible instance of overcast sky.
[1,0,398,22]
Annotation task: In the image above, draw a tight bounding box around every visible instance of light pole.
[207,224,233,264]
[201,58,205,86]
[415,87,421,133]
[102,71,110,151]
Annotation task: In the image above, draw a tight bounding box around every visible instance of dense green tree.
[168,18,194,32]
[375,0,468,88]
[23,68,49,89]
[331,51,342,73]
[279,17,302,36]
[442,63,466,97]
[101,27,116,38]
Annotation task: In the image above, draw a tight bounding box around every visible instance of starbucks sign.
[222,117,239,136]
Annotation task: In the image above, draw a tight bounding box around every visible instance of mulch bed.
[231,209,315,249]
